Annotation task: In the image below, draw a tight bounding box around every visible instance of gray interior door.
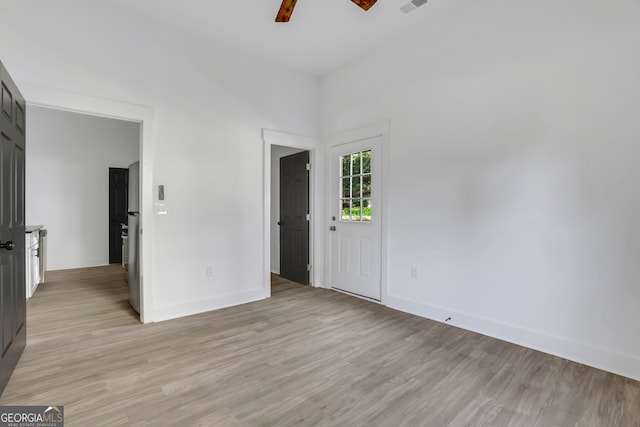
[0,61,27,395]
[279,151,310,285]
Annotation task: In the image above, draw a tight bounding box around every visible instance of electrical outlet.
[155,203,167,215]
[411,265,419,279]
[206,264,214,277]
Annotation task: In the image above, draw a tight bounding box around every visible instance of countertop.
[25,225,44,233]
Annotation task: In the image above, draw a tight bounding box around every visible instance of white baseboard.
[47,259,110,271]
[154,288,267,322]
[385,294,640,382]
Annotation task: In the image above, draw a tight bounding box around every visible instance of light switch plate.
[158,185,165,200]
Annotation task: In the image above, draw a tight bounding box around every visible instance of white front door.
[330,136,382,301]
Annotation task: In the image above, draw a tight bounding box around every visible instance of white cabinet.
[25,228,41,299]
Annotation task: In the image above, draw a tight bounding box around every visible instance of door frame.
[325,121,390,304]
[19,83,156,323]
[262,129,320,297]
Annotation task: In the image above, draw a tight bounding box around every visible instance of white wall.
[26,105,140,270]
[270,145,306,274]
[322,0,640,380]
[0,0,319,321]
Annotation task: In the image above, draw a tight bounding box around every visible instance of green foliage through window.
[340,150,372,222]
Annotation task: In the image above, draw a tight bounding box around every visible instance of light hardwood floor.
[1,265,638,426]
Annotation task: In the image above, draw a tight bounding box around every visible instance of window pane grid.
[339,150,372,222]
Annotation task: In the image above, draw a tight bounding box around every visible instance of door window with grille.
[340,150,372,222]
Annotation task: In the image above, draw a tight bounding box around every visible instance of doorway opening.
[26,105,141,317]
[262,129,319,297]
[23,85,154,322]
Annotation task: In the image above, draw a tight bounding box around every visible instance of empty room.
[0,0,639,425]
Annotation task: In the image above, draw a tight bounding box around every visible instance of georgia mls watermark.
[0,406,63,427]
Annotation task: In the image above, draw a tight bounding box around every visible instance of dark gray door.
[108,168,128,264]
[279,151,310,285]
[0,61,27,395]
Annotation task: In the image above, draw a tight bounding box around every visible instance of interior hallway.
[0,266,638,426]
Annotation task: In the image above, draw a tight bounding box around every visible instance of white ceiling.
[101,0,452,75]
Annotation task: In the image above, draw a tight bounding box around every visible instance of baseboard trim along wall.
[385,294,640,382]
[48,258,111,271]
[154,288,266,322]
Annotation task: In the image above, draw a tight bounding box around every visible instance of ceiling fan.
[276,0,378,22]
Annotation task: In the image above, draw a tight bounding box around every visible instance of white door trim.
[19,82,156,323]
[325,121,390,304]
[262,129,321,297]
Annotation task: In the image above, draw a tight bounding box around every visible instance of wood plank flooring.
[1,266,638,426]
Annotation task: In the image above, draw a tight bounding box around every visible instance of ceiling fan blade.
[276,0,298,22]
[351,0,378,11]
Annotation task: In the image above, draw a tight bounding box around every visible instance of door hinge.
[306,163,311,171]
[307,264,312,272]
[306,213,310,221]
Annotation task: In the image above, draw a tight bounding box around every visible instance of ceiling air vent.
[400,0,427,14]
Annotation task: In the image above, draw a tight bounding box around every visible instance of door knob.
[277,221,283,226]
[329,226,336,231]
[0,241,15,250]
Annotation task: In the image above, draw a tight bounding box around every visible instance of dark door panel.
[280,151,310,285]
[109,168,128,264]
[0,61,26,395]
